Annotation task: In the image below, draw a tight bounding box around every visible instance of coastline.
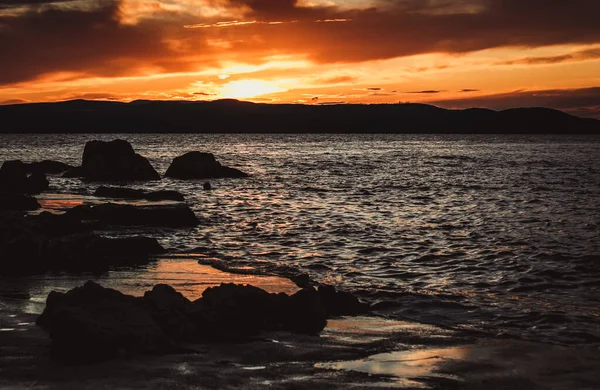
[3,294,600,389]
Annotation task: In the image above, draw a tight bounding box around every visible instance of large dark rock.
[28,160,73,175]
[165,152,248,180]
[77,140,160,182]
[94,186,185,202]
[0,160,49,194]
[64,203,199,228]
[0,213,164,275]
[36,281,367,362]
[37,281,169,363]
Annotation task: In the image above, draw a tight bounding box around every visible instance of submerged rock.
[165,152,248,180]
[75,139,160,182]
[28,160,73,175]
[318,284,370,317]
[94,186,185,202]
[46,234,165,270]
[65,203,199,228]
[37,281,367,362]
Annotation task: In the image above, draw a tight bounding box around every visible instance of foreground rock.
[94,186,185,202]
[0,160,49,194]
[0,213,164,274]
[64,139,160,182]
[37,281,367,363]
[165,152,248,179]
[0,193,40,211]
[65,203,199,228]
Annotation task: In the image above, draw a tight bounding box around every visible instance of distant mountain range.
[1,99,598,134]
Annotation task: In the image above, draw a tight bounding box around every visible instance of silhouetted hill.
[0,100,598,134]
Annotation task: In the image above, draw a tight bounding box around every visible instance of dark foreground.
[2,308,600,389]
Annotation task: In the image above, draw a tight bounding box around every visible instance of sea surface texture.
[1,133,599,346]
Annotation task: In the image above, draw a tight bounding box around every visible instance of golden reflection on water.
[317,344,469,387]
[145,260,300,300]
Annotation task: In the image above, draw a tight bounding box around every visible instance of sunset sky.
[1,0,599,117]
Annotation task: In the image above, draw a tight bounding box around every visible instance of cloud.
[497,47,600,66]
[314,75,356,84]
[407,90,443,94]
[0,98,28,105]
[429,87,600,119]
[1,0,600,87]
[460,89,479,93]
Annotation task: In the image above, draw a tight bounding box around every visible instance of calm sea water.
[1,133,599,346]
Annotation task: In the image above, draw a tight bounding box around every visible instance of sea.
[1,133,599,348]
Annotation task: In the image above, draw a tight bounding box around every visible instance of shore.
[2,267,600,389]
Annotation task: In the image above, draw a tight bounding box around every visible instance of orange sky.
[1,0,599,117]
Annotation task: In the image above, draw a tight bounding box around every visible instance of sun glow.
[219,80,287,99]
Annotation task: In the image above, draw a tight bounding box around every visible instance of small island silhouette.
[1,99,598,134]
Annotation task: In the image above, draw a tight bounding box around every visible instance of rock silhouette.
[165,152,248,179]
[65,203,199,228]
[27,160,73,175]
[0,213,165,275]
[66,140,160,182]
[94,186,185,202]
[0,160,49,194]
[0,193,40,211]
[36,281,368,363]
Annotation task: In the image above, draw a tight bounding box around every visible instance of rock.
[203,182,212,190]
[37,281,169,363]
[36,282,366,362]
[94,186,185,202]
[46,234,165,270]
[26,171,49,194]
[143,285,196,341]
[0,160,28,192]
[28,160,73,175]
[0,193,40,211]
[317,285,369,317]
[194,283,284,341]
[79,140,160,182]
[64,203,199,228]
[0,212,164,274]
[0,160,49,194]
[0,213,46,273]
[165,152,248,180]
[283,287,328,335]
[62,166,84,178]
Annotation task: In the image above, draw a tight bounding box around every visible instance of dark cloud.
[430,87,600,119]
[0,1,182,84]
[407,90,443,94]
[0,98,28,104]
[367,87,382,91]
[497,47,600,66]
[315,75,356,84]
[1,0,600,86]
[0,0,70,7]
[460,89,479,92]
